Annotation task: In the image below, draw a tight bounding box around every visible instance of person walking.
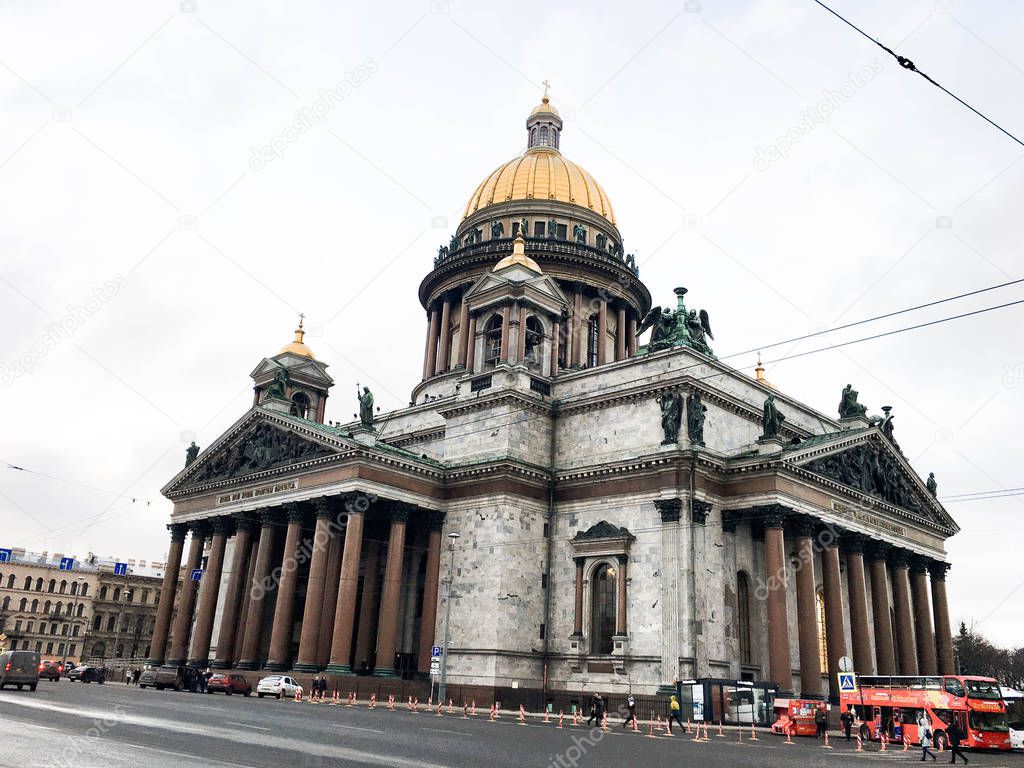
[920,725,938,762]
[667,695,685,734]
[840,706,855,741]
[621,693,637,728]
[586,692,604,727]
[947,721,969,764]
[814,705,828,739]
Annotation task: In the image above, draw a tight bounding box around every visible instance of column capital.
[721,510,740,534]
[258,507,282,527]
[189,521,210,539]
[690,498,712,525]
[928,561,950,581]
[573,556,586,567]
[887,547,912,569]
[615,553,629,566]
[654,498,682,523]
[233,513,258,533]
[209,516,232,536]
[388,503,411,525]
[841,532,867,554]
[427,510,446,532]
[753,503,790,529]
[313,496,335,519]
[865,540,891,561]
[789,514,817,539]
[168,523,189,541]
[283,503,306,525]
[909,554,931,574]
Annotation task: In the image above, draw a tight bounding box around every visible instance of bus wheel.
[934,731,948,751]
[859,724,871,742]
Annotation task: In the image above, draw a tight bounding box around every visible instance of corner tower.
[250,317,334,422]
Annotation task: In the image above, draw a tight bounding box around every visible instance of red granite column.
[550,320,560,377]
[572,557,585,636]
[436,295,452,374]
[911,556,937,675]
[929,562,954,674]
[761,506,793,692]
[615,305,626,361]
[265,504,306,671]
[821,537,848,700]
[793,519,822,697]
[423,306,439,380]
[890,549,917,675]
[315,516,344,668]
[465,316,477,372]
[867,543,896,675]
[147,523,187,664]
[416,512,445,674]
[456,297,470,369]
[189,518,229,666]
[627,314,638,356]
[374,506,409,676]
[499,305,511,362]
[212,515,256,668]
[843,535,874,674]
[233,529,259,654]
[615,554,628,635]
[517,305,527,363]
[236,510,281,670]
[166,524,207,665]
[327,507,364,674]
[294,499,335,671]
[597,299,608,365]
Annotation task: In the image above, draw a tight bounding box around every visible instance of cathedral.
[153,95,959,709]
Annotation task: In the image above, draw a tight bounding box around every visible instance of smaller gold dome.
[530,96,559,117]
[279,317,314,358]
[493,234,542,273]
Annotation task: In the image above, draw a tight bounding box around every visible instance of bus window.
[944,678,965,697]
[965,680,1002,700]
[932,708,953,726]
[968,711,1008,732]
[922,677,942,690]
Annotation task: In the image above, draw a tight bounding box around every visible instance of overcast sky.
[1,0,1021,647]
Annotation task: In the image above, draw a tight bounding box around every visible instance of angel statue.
[636,286,716,357]
[636,306,679,352]
[265,367,289,400]
[683,308,714,356]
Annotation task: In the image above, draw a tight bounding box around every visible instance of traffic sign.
[113,562,128,577]
[190,568,203,582]
[838,672,857,693]
[431,645,442,659]
[59,557,74,571]
[838,655,854,673]
[0,548,11,563]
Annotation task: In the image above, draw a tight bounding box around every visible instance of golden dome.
[462,149,616,224]
[530,95,559,117]
[493,233,542,273]
[279,317,314,358]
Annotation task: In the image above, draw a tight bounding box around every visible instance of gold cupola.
[278,315,315,359]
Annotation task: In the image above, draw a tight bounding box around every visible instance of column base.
[164,658,185,667]
[187,658,211,668]
[293,661,321,673]
[234,660,259,671]
[373,667,399,678]
[146,658,165,667]
[263,661,290,673]
[210,659,232,670]
[656,684,678,696]
[326,663,355,676]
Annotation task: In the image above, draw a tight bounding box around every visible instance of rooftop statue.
[358,385,374,428]
[636,287,714,356]
[926,471,937,498]
[657,391,683,444]
[265,366,289,400]
[762,394,786,439]
[185,441,200,468]
[838,383,868,418]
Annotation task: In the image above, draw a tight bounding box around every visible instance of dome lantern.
[526,81,563,151]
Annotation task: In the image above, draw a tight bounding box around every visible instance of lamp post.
[438,531,460,703]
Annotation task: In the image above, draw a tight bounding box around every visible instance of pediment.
[463,270,569,311]
[791,432,957,533]
[165,413,339,494]
[250,355,332,387]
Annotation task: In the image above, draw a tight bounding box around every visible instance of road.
[0,681,1022,768]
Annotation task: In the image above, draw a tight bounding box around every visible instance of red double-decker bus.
[840,675,1010,751]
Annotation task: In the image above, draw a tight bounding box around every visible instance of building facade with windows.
[0,550,167,666]
[153,97,959,700]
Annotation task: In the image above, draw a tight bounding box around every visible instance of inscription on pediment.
[802,442,925,514]
[186,421,333,487]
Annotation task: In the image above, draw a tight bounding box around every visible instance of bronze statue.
[185,441,200,468]
[547,219,558,238]
[449,234,459,252]
[573,223,586,243]
[636,287,714,356]
[595,233,607,250]
[838,384,868,418]
[490,220,504,238]
[519,218,529,237]
[358,386,374,427]
[658,391,683,444]
[926,472,937,497]
[762,394,785,439]
[266,367,289,400]
[686,391,707,445]
[683,308,714,355]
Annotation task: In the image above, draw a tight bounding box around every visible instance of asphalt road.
[0,681,1022,768]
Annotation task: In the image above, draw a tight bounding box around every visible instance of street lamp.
[438,531,459,703]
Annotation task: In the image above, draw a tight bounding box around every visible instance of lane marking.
[422,727,470,736]
[224,721,272,731]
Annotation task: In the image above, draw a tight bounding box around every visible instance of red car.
[206,673,251,696]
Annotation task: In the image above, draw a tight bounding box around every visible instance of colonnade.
[149,498,445,677]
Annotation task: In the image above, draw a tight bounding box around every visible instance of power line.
[811,0,1024,148]
[941,485,1024,500]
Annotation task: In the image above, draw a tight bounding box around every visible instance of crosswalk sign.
[838,672,857,693]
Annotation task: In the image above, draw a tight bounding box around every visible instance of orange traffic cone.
[557,712,564,729]
[470,701,476,717]
[463,703,468,719]
[632,714,639,733]
[369,693,376,709]
[519,705,527,725]
[388,694,395,711]
[436,701,443,717]
[489,704,496,721]
[902,734,909,752]
[646,717,655,738]
[662,715,670,736]
[856,732,863,751]
[294,689,302,702]
[602,712,608,732]
[785,727,794,745]
[544,707,550,724]
[448,699,453,715]
[750,722,758,741]
[822,730,832,749]
[880,733,887,752]
[572,709,578,727]
[717,720,726,737]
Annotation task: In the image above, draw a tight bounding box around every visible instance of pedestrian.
[621,693,637,728]
[947,721,969,764]
[840,705,854,741]
[920,725,938,762]
[586,692,603,726]
[667,695,684,734]
[814,704,827,739]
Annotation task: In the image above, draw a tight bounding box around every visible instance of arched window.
[737,571,752,664]
[586,315,599,368]
[30,599,38,613]
[552,128,559,149]
[17,598,25,612]
[76,603,84,617]
[91,641,105,658]
[817,590,829,673]
[591,563,617,655]
[47,579,55,593]
[93,614,102,631]
[539,125,549,146]
[70,581,78,595]
[113,587,121,603]
[54,601,62,616]
[290,391,310,419]
[43,600,51,614]
[59,580,67,594]
[65,603,73,616]
[80,583,88,597]
[530,127,537,146]
[100,586,108,601]
[483,315,503,367]
[33,577,42,591]
[106,616,116,632]
[6,574,14,589]
[523,316,543,369]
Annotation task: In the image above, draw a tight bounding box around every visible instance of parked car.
[1009,721,1024,751]
[38,661,64,681]
[256,675,302,699]
[0,650,40,691]
[67,665,105,683]
[207,673,251,696]
[153,665,185,692]
[137,667,158,689]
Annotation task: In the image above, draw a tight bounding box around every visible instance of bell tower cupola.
[250,315,334,422]
[526,81,563,151]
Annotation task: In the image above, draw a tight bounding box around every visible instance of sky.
[1,0,1022,647]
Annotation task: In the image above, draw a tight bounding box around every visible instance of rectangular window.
[45,642,53,654]
[533,221,545,237]
[57,643,64,655]
[556,224,567,240]
[73,625,80,637]
[68,644,76,657]
[543,523,550,537]
[34,641,41,653]
[541,573,548,589]
[14,620,21,632]
[539,623,545,640]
